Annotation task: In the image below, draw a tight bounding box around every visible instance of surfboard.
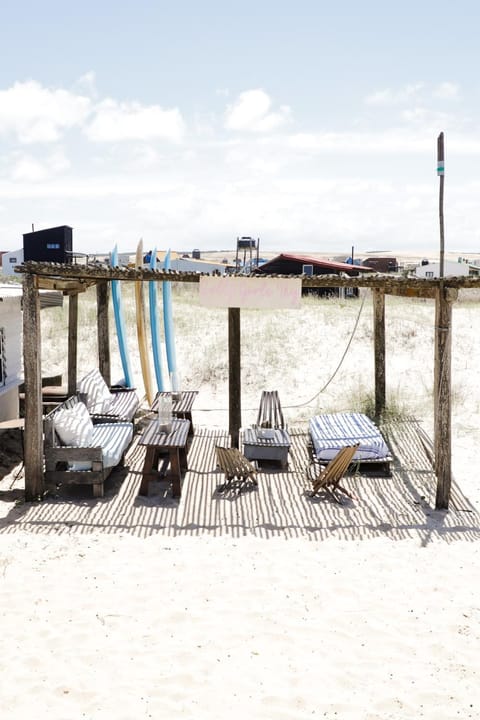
[163,248,178,389]
[135,240,155,404]
[110,245,134,387]
[148,248,165,392]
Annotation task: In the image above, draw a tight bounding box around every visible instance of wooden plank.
[434,284,452,509]
[228,307,241,448]
[36,277,92,292]
[96,281,111,387]
[373,288,386,418]
[22,273,44,500]
[67,293,78,396]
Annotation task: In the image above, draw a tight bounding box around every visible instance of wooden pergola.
[17,260,480,510]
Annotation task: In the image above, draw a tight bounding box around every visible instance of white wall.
[1,248,23,276]
[0,290,23,421]
[414,261,470,279]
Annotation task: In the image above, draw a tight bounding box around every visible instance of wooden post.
[23,273,44,500]
[67,293,78,396]
[97,281,111,387]
[373,288,386,419]
[434,283,452,509]
[228,307,241,448]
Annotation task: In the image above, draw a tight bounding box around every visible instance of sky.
[1,0,480,258]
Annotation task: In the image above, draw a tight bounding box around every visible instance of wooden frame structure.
[17,260,477,509]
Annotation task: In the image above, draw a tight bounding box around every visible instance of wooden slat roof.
[13,260,480,296]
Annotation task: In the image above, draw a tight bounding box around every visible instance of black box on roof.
[23,225,73,263]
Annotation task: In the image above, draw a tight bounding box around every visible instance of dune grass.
[39,283,480,433]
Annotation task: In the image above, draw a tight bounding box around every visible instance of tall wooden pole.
[228,307,241,448]
[97,281,111,386]
[67,293,78,396]
[373,288,386,419]
[23,273,44,500]
[437,132,445,278]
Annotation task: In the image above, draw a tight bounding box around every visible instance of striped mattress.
[309,412,390,462]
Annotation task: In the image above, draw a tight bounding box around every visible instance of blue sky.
[1,0,479,256]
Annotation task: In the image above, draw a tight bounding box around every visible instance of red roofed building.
[254,253,374,296]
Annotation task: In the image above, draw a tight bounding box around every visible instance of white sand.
[1,257,480,719]
[1,532,479,719]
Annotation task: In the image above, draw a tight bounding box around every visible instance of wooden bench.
[215,446,258,494]
[44,395,134,497]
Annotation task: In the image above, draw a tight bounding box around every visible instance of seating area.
[43,394,134,498]
[38,375,393,505]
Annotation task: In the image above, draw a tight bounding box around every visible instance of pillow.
[54,402,94,447]
[78,368,113,414]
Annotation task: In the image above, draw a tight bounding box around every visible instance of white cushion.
[54,402,94,447]
[69,422,133,471]
[78,368,113,414]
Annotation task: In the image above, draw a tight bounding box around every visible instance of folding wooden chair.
[308,443,360,503]
[215,446,258,494]
[256,390,286,430]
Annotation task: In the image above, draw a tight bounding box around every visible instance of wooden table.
[241,427,291,469]
[151,391,198,434]
[139,418,190,498]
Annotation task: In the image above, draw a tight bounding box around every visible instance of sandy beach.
[1,260,480,719]
[1,531,479,719]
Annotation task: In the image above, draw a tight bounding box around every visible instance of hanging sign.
[199,276,302,309]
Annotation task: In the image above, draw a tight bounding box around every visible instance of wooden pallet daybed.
[309,412,392,476]
[44,395,134,497]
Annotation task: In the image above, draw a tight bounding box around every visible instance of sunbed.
[309,412,391,474]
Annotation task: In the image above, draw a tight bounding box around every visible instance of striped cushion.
[309,413,390,461]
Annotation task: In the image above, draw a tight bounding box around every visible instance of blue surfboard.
[110,246,134,387]
[148,248,165,392]
[163,249,178,388]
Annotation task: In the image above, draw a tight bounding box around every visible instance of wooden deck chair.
[215,446,258,494]
[256,390,286,430]
[309,443,360,503]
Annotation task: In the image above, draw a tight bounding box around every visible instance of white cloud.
[11,156,47,182]
[287,129,432,154]
[75,71,98,98]
[365,82,461,109]
[225,89,291,132]
[364,83,424,106]
[84,99,185,143]
[433,82,460,100]
[10,149,70,182]
[0,81,91,143]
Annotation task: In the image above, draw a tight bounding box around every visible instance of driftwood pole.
[434,285,453,509]
[23,272,44,500]
[373,288,386,419]
[228,307,241,448]
[434,131,453,509]
[96,281,111,386]
[67,292,78,396]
